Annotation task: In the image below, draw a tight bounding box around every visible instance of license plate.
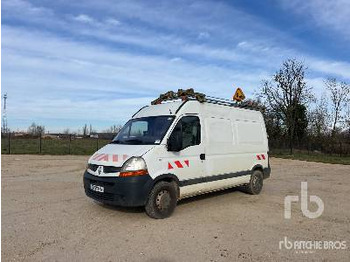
[90,184,104,193]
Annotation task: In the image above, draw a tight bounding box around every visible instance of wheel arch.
[152,173,180,197]
[251,164,270,179]
[252,164,263,173]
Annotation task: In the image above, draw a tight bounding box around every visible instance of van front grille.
[88,178,114,187]
[88,164,121,173]
[86,189,114,202]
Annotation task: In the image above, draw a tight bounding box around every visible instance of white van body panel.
[88,144,154,167]
[179,175,251,198]
[88,100,269,199]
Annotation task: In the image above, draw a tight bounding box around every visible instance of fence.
[2,132,349,157]
[269,136,350,157]
[1,133,114,155]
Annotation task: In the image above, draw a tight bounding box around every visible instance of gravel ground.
[1,155,350,261]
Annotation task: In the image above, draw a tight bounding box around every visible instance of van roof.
[132,100,183,118]
[133,99,263,119]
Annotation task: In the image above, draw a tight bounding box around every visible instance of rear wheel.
[145,181,178,219]
[241,170,263,195]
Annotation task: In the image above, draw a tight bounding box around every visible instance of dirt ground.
[1,155,350,261]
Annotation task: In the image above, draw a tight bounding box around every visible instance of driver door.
[162,115,205,182]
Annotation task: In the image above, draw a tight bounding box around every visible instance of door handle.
[200,154,206,160]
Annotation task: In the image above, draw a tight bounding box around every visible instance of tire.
[145,181,178,219]
[241,170,264,195]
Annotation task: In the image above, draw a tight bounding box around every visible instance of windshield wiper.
[110,140,123,144]
[110,138,144,145]
[123,138,144,144]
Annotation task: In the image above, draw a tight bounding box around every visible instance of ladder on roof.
[151,89,263,111]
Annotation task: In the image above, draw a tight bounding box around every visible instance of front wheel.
[145,181,178,219]
[241,170,264,195]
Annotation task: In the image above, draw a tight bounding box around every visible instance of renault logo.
[97,166,104,175]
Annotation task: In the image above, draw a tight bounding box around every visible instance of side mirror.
[167,128,182,152]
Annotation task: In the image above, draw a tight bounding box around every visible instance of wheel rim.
[252,174,262,192]
[155,190,171,211]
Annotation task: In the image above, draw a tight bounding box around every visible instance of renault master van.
[84,90,270,219]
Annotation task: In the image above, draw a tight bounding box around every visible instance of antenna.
[2,93,8,133]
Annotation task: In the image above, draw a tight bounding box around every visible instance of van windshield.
[111,116,175,145]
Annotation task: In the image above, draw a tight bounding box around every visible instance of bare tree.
[28,122,45,136]
[89,124,97,135]
[325,78,350,135]
[103,124,122,134]
[82,124,89,137]
[346,105,350,133]
[63,128,70,135]
[260,59,313,154]
[308,95,329,137]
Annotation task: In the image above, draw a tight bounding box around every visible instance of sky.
[2,0,350,133]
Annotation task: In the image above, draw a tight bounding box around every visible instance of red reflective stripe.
[92,154,99,160]
[168,163,173,169]
[261,154,265,160]
[174,160,183,168]
[256,155,261,160]
[184,160,189,167]
[97,154,108,161]
[123,154,128,161]
[112,155,118,162]
[96,154,104,161]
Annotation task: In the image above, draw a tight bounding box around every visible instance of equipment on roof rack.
[151,88,264,111]
[151,88,205,105]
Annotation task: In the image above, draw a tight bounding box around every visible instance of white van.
[84,92,270,218]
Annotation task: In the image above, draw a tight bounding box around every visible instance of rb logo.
[284,182,324,219]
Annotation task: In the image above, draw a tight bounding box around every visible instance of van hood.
[88,144,154,167]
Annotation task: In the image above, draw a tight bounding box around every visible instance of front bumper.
[83,171,153,207]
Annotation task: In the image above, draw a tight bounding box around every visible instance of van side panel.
[179,175,251,199]
[177,104,268,198]
[205,117,235,175]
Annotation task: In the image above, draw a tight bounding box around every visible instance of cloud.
[2,0,52,16]
[3,26,269,131]
[307,58,350,80]
[105,18,121,26]
[73,14,121,28]
[73,14,95,24]
[198,32,210,39]
[279,0,350,40]
[170,57,182,62]
[2,0,350,131]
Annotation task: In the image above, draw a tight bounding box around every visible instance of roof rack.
[151,88,263,111]
[205,96,263,111]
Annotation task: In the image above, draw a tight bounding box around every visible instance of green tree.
[294,104,308,143]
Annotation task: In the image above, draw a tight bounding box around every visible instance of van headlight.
[120,157,148,177]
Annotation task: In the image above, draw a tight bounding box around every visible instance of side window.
[173,116,201,150]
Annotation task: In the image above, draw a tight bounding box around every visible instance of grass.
[270,150,350,165]
[2,138,350,165]
[1,138,111,155]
